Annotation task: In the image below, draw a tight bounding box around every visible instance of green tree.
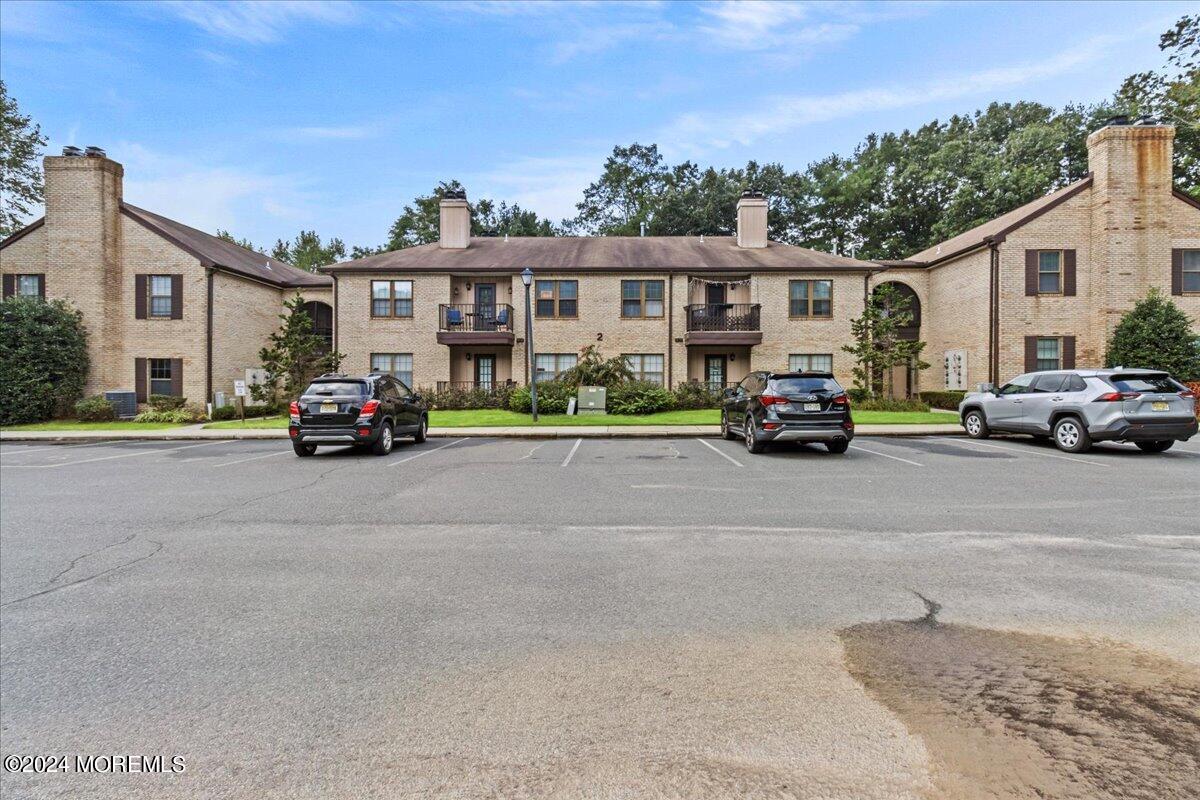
[251,294,344,405]
[556,345,635,387]
[0,80,47,238]
[567,143,669,235]
[376,180,555,252]
[216,229,263,253]
[271,230,347,272]
[0,296,89,424]
[1105,290,1200,381]
[841,284,929,399]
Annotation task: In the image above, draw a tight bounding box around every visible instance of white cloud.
[154,0,358,44]
[471,152,606,222]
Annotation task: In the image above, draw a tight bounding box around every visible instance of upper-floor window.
[5,274,44,298]
[370,352,413,388]
[535,280,577,318]
[1184,249,1200,293]
[1037,250,1062,294]
[1035,337,1062,371]
[149,275,174,317]
[621,280,664,318]
[371,280,413,318]
[534,352,577,381]
[788,354,833,373]
[624,353,664,385]
[789,280,832,318]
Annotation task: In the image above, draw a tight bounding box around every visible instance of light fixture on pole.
[521,267,538,421]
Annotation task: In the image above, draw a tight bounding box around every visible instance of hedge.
[0,297,89,425]
[917,390,967,409]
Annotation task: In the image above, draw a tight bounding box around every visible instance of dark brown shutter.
[1062,336,1076,370]
[2,274,12,299]
[1025,250,1038,295]
[1062,250,1076,296]
[135,358,147,402]
[135,275,148,319]
[36,274,45,298]
[170,358,183,397]
[1172,249,1184,295]
[170,274,183,319]
[1024,336,1038,372]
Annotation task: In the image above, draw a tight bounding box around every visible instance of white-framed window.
[149,358,173,395]
[371,281,413,318]
[15,274,43,297]
[371,353,413,388]
[1035,338,1061,371]
[1037,250,1062,294]
[534,353,577,381]
[149,275,173,317]
[788,354,833,373]
[1184,249,1200,293]
[624,353,664,385]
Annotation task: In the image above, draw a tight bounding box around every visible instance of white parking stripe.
[698,438,744,468]
[0,441,115,456]
[948,437,1111,467]
[561,438,582,467]
[386,437,467,466]
[211,450,292,468]
[848,443,924,467]
[0,440,226,469]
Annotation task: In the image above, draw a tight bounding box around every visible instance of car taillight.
[1180,390,1196,399]
[289,401,301,425]
[831,393,849,406]
[359,399,380,416]
[1095,391,1141,402]
[760,395,789,406]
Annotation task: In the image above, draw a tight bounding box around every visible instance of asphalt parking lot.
[1,434,1198,799]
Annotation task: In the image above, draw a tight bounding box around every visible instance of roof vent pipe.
[62,146,84,157]
[639,221,645,237]
[84,146,106,158]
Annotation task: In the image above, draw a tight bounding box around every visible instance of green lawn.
[1,420,183,431]
[204,409,957,429]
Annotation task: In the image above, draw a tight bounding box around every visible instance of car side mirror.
[979,382,995,394]
[722,388,736,399]
[411,394,422,404]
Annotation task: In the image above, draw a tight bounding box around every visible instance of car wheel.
[1052,416,1091,453]
[292,441,316,457]
[744,416,765,454]
[963,410,989,439]
[721,412,738,441]
[372,422,394,455]
[1135,440,1174,453]
[414,415,428,443]
[826,439,849,454]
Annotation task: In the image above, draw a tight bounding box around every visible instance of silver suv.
[958,369,1198,453]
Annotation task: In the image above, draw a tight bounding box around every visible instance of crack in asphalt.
[188,460,358,523]
[48,533,137,584]
[1,539,164,609]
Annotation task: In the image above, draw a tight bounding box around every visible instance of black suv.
[289,373,428,457]
[721,371,854,454]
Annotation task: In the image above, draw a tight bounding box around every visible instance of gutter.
[987,240,1000,385]
[667,275,673,389]
[206,267,214,403]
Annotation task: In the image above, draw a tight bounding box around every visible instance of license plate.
[803,402,821,412]
[1151,401,1169,412]
[319,403,338,414]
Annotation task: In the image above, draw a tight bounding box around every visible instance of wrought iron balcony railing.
[684,303,761,332]
[438,304,514,332]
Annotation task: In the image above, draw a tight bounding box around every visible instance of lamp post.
[521,267,538,421]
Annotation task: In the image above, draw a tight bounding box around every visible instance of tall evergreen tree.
[1105,290,1200,381]
[0,80,47,238]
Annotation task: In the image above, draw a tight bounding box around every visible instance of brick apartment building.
[2,118,1197,405]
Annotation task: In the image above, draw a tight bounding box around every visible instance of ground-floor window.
[535,353,577,381]
[149,358,174,396]
[1035,338,1061,371]
[624,353,664,385]
[788,353,833,372]
[371,353,413,388]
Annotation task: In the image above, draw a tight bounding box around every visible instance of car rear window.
[768,377,841,394]
[1109,375,1180,393]
[303,381,368,396]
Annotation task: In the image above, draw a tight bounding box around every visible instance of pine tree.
[841,284,929,399]
[251,294,344,405]
[1106,290,1200,381]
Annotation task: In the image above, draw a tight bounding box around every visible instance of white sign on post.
[233,380,247,397]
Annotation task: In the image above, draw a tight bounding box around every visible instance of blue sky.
[0,0,1189,250]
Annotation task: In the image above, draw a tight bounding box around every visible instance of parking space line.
[561,438,582,467]
[386,437,467,466]
[847,443,924,467]
[697,438,744,468]
[0,441,115,456]
[0,440,227,469]
[211,450,291,468]
[947,437,1111,467]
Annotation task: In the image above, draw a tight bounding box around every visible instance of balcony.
[683,303,762,346]
[436,304,516,346]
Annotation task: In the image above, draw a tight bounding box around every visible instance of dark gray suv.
[959,369,1197,453]
[721,371,854,454]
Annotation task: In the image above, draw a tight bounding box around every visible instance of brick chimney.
[735,190,767,248]
[44,147,124,392]
[439,190,470,249]
[1086,118,1175,338]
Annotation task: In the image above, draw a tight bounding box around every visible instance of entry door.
[705,355,727,390]
[705,283,727,328]
[475,355,495,390]
[474,283,496,330]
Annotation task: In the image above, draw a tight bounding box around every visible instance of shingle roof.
[323,236,878,274]
[121,204,331,288]
[905,176,1094,266]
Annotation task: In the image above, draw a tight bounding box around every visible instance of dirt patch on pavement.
[839,600,1200,800]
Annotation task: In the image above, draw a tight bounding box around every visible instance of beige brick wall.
[753,273,867,388]
[0,225,47,273]
[1169,197,1200,330]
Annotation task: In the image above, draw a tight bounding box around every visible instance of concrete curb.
[1,424,966,443]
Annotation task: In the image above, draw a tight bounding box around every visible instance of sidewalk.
[1,423,965,442]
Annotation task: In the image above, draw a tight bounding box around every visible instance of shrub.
[557,345,634,388]
[74,395,116,422]
[607,381,674,415]
[1106,290,1200,382]
[852,397,930,412]
[847,387,870,404]
[672,381,724,410]
[421,383,516,410]
[210,402,279,421]
[507,381,573,414]
[133,404,207,424]
[918,390,967,409]
[0,296,89,425]
[148,394,187,411]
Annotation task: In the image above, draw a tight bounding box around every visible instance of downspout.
[331,273,339,354]
[666,272,674,389]
[988,241,1000,385]
[205,267,214,403]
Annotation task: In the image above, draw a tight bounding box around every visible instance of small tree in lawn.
[251,294,343,406]
[1106,289,1200,381]
[556,345,635,387]
[842,283,929,399]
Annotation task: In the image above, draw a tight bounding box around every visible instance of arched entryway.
[873,282,921,398]
[303,301,333,349]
